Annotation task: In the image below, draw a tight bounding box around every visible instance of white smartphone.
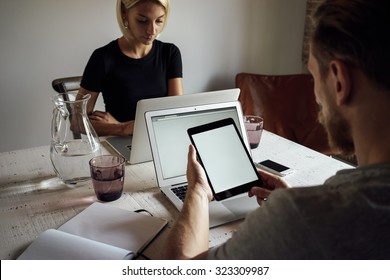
[256,159,294,177]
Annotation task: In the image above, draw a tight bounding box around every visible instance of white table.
[0,131,353,259]
[251,131,354,187]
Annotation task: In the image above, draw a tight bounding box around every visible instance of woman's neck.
[118,36,153,59]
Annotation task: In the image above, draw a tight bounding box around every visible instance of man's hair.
[311,0,390,91]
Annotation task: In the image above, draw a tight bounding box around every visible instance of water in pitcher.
[50,93,101,185]
[51,140,100,184]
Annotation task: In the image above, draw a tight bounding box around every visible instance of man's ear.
[329,60,351,105]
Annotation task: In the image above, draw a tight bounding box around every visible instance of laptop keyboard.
[171,185,188,202]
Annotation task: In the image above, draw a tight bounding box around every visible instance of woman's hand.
[249,169,290,206]
[88,111,134,136]
[89,111,119,124]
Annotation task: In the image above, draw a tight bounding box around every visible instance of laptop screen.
[129,88,240,164]
[149,105,244,181]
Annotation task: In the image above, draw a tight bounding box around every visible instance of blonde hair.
[116,0,170,40]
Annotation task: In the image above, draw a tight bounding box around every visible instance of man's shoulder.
[325,163,390,189]
[272,163,390,215]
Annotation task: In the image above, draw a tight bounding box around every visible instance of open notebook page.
[17,229,133,260]
[17,202,167,260]
[58,202,167,253]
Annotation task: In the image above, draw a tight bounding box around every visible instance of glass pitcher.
[50,93,101,185]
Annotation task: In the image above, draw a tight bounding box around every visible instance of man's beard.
[319,109,355,157]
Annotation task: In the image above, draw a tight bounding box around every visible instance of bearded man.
[165,0,390,259]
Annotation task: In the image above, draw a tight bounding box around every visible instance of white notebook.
[17,202,167,260]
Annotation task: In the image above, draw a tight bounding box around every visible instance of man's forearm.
[164,187,210,259]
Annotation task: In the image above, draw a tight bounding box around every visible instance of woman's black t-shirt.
[81,39,183,121]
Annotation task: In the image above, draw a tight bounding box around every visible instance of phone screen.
[188,118,262,200]
[259,160,289,172]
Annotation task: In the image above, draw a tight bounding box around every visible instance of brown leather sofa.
[236,72,334,156]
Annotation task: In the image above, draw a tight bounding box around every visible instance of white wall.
[0,0,307,152]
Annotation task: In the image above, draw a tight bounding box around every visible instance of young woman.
[79,0,183,136]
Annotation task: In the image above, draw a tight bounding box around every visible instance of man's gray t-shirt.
[208,164,390,259]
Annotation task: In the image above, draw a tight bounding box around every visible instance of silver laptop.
[145,101,259,228]
[106,88,240,165]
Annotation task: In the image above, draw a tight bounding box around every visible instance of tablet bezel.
[187,118,262,201]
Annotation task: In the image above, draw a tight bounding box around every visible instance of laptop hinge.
[171,182,187,187]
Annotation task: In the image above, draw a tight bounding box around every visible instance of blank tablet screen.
[188,118,261,200]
